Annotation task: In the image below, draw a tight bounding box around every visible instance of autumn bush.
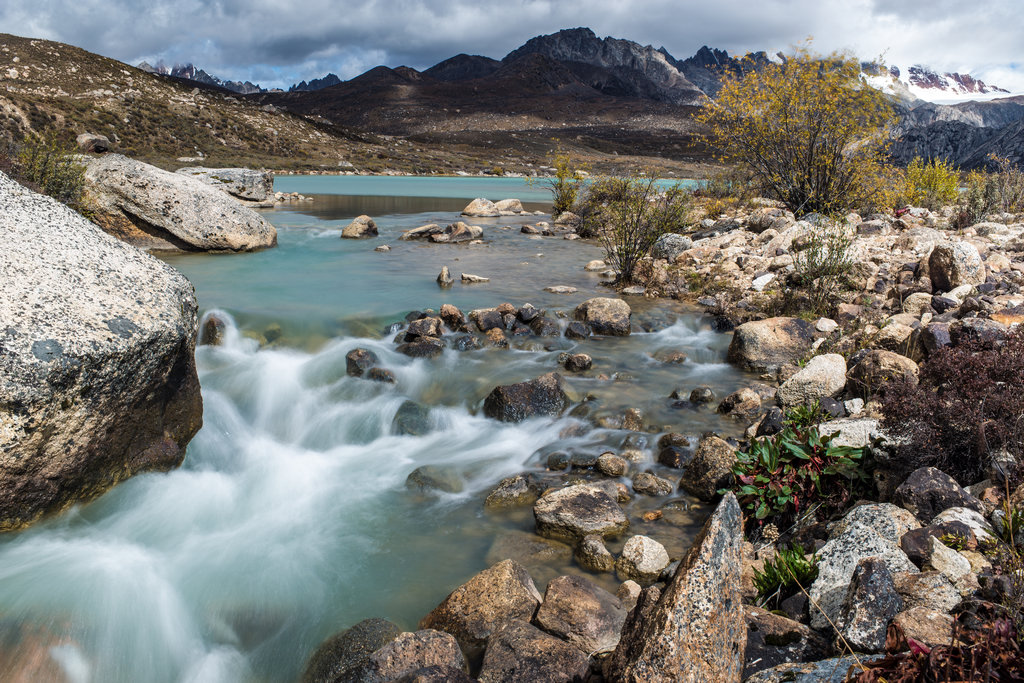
[545,152,586,217]
[574,173,690,283]
[698,45,896,216]
[902,156,960,210]
[952,154,1024,229]
[881,328,1024,486]
[0,133,87,212]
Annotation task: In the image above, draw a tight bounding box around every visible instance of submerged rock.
[302,618,403,683]
[83,153,276,251]
[393,400,431,436]
[346,348,379,377]
[0,171,203,531]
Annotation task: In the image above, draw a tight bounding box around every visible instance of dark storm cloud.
[0,0,1021,90]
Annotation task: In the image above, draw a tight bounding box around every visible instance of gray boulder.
[0,171,203,531]
[727,317,816,373]
[84,154,277,251]
[174,166,274,202]
[533,484,629,541]
[777,354,847,408]
[477,620,588,683]
[615,535,671,583]
[892,467,985,523]
[574,297,632,336]
[651,233,693,261]
[76,132,112,153]
[928,241,985,292]
[350,630,467,683]
[679,435,736,501]
[838,557,902,653]
[302,618,403,683]
[605,494,746,683]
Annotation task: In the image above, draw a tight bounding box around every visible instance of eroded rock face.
[482,372,570,423]
[418,559,542,656]
[574,297,632,336]
[605,493,746,683]
[0,171,203,531]
[84,154,277,251]
[727,318,816,373]
[174,166,274,202]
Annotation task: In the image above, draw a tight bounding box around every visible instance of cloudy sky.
[0,0,1021,91]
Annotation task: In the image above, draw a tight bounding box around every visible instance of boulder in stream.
[0,171,204,531]
[482,372,569,423]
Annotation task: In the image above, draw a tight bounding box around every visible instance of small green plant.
[5,133,87,212]
[939,532,969,552]
[903,156,960,209]
[546,152,585,217]
[995,499,1024,548]
[791,221,855,316]
[725,414,869,531]
[753,544,819,610]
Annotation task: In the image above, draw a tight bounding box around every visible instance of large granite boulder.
[776,354,847,408]
[651,233,693,261]
[349,630,467,683]
[605,493,746,683]
[84,154,277,251]
[482,372,570,423]
[0,171,203,531]
[174,166,274,202]
[461,198,500,217]
[727,318,816,373]
[574,297,632,336]
[418,559,542,656]
[928,241,985,292]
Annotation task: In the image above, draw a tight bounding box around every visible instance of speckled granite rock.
[0,171,202,531]
[605,493,746,682]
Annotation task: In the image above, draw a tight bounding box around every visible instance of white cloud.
[0,0,1021,91]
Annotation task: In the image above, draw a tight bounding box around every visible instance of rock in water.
[349,630,467,683]
[436,266,454,288]
[605,493,746,683]
[0,170,203,531]
[461,198,500,217]
[533,484,629,541]
[174,167,274,202]
[302,618,403,683]
[482,372,569,423]
[418,559,542,657]
[83,153,277,251]
[342,215,378,239]
[574,297,632,335]
[534,574,627,654]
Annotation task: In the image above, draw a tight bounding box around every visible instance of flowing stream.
[0,177,750,682]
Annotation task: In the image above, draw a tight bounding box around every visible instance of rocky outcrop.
[84,154,277,251]
[174,166,274,202]
[605,493,746,683]
[0,171,203,531]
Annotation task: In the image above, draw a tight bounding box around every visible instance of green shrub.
[903,156,959,209]
[5,134,87,212]
[753,544,819,610]
[545,152,585,217]
[725,410,869,532]
[574,173,690,283]
[791,221,855,316]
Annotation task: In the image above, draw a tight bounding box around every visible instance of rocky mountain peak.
[907,65,1008,96]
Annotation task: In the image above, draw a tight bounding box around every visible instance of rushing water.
[0,177,751,682]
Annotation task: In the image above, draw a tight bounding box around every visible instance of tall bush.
[698,45,896,216]
[3,133,87,212]
[903,156,959,209]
